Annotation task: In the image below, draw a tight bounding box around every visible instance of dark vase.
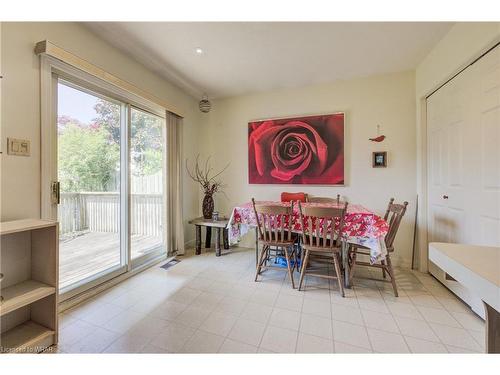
[202,194,214,219]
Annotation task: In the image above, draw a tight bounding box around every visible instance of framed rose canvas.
[248,113,344,184]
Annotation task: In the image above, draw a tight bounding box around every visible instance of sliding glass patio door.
[55,79,166,298]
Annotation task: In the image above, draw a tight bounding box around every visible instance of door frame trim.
[40,56,58,220]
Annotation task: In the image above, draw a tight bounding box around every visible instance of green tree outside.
[58,123,119,192]
[58,99,163,193]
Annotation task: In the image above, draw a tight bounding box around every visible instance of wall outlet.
[7,138,30,156]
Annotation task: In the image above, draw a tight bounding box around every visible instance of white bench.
[429,242,500,353]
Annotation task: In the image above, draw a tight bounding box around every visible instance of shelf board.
[0,321,54,353]
[0,280,55,316]
[0,219,57,236]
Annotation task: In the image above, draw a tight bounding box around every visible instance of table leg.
[195,225,201,255]
[342,241,351,288]
[484,301,500,353]
[215,228,221,257]
[205,227,212,248]
[223,228,229,249]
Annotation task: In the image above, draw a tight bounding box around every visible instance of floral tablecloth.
[227,201,389,263]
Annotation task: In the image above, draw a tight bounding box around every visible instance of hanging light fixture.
[199,94,211,113]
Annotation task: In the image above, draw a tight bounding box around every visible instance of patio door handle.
[51,181,60,204]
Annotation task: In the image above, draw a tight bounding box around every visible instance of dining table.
[227,200,390,288]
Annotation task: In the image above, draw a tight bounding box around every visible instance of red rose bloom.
[248,114,344,184]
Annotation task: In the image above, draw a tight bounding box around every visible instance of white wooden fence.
[107,171,163,194]
[59,193,86,234]
[59,192,163,236]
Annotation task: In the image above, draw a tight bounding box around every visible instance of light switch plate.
[7,138,31,156]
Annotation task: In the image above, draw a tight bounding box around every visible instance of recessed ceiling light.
[195,47,203,55]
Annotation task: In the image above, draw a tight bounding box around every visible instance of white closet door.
[473,46,500,246]
[427,45,500,317]
[427,45,500,248]
[427,65,471,245]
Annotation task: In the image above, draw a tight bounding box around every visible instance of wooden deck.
[59,231,162,289]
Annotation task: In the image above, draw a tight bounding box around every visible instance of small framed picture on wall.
[372,151,387,168]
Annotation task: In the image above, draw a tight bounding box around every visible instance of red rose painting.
[248,113,344,184]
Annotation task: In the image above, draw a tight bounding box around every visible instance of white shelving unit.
[0,219,59,353]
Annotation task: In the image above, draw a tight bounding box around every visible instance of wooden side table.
[188,217,230,257]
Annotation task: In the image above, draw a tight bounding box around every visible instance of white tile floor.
[53,247,485,353]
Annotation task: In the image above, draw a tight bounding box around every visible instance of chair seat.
[302,240,341,253]
[351,244,393,255]
[351,245,369,256]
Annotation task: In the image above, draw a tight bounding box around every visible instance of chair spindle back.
[383,198,408,249]
[252,198,294,244]
[298,201,348,249]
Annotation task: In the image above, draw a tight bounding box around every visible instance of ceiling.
[85,22,453,99]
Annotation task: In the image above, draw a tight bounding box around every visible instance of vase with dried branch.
[186,155,230,219]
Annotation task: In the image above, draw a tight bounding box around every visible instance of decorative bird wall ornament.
[369,135,386,142]
[369,125,386,142]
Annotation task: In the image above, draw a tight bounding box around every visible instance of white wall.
[6,22,497,264]
[204,71,417,267]
[0,22,201,245]
[415,22,500,271]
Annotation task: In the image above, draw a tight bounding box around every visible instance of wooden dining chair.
[297,201,348,296]
[252,199,297,288]
[307,194,342,204]
[348,198,408,296]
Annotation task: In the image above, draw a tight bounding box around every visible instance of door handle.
[442,195,449,199]
[51,181,60,204]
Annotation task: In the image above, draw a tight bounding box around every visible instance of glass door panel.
[130,107,165,262]
[57,81,124,291]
